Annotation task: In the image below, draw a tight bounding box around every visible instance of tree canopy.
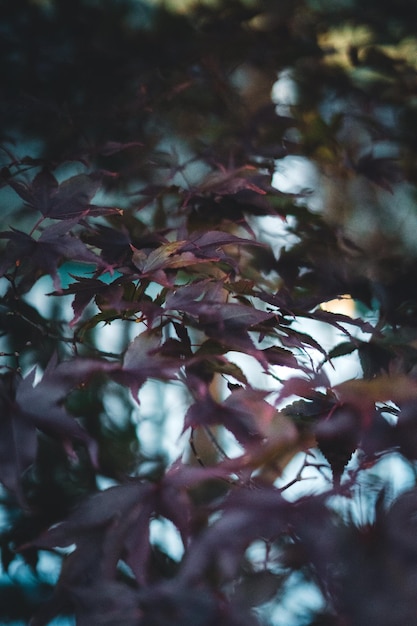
[2,1,417,624]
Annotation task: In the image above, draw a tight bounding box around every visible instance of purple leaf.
[31,169,59,213]
[197,166,268,196]
[7,171,117,220]
[184,388,272,446]
[99,140,144,156]
[306,308,376,335]
[45,173,101,219]
[178,230,260,257]
[180,485,289,585]
[52,276,138,326]
[113,330,180,400]
[262,346,301,369]
[0,374,37,502]
[0,225,109,291]
[166,282,275,365]
[15,356,117,467]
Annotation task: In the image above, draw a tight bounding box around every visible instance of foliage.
[2,0,417,624]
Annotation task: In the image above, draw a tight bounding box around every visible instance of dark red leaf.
[0,374,37,502]
[113,330,180,400]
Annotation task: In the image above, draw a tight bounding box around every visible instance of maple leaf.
[306,308,377,335]
[165,281,274,363]
[0,356,117,502]
[0,222,109,291]
[7,170,120,220]
[178,230,262,259]
[333,374,417,427]
[130,230,259,286]
[27,466,198,594]
[353,153,404,193]
[196,165,268,197]
[179,485,290,586]
[98,140,144,156]
[261,346,302,369]
[112,329,181,401]
[52,275,148,327]
[0,373,37,503]
[81,223,132,266]
[184,390,263,446]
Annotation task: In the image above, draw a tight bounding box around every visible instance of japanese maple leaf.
[52,275,151,327]
[112,329,181,401]
[166,281,274,364]
[184,388,273,446]
[196,165,267,196]
[8,169,120,220]
[131,230,260,286]
[178,230,261,265]
[27,467,199,588]
[0,356,116,502]
[0,373,37,503]
[0,221,109,291]
[179,485,290,586]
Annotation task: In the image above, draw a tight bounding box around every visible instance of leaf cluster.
[2,1,417,625]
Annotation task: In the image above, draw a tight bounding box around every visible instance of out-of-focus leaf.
[0,224,108,292]
[334,374,417,419]
[0,373,37,502]
[354,153,404,192]
[262,346,301,369]
[327,341,357,360]
[7,171,117,220]
[99,140,144,156]
[113,329,180,400]
[179,485,290,586]
[196,166,268,197]
[230,571,285,609]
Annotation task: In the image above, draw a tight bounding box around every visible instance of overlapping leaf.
[0,222,109,291]
[112,329,182,401]
[0,356,118,501]
[7,170,120,220]
[131,230,261,286]
[165,280,275,363]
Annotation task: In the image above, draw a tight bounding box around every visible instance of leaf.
[327,341,357,360]
[0,224,108,292]
[113,330,180,400]
[197,166,267,196]
[308,308,376,335]
[99,140,143,156]
[315,405,361,487]
[31,168,59,214]
[206,358,248,384]
[184,392,264,446]
[166,282,274,362]
[0,373,37,502]
[276,371,331,404]
[334,374,417,426]
[179,485,290,585]
[280,326,328,357]
[262,346,301,369]
[231,571,285,609]
[28,481,154,585]
[7,171,117,220]
[16,356,117,467]
[45,174,101,219]
[53,276,139,327]
[354,152,403,192]
[178,230,260,257]
[0,356,117,501]
[130,231,259,283]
